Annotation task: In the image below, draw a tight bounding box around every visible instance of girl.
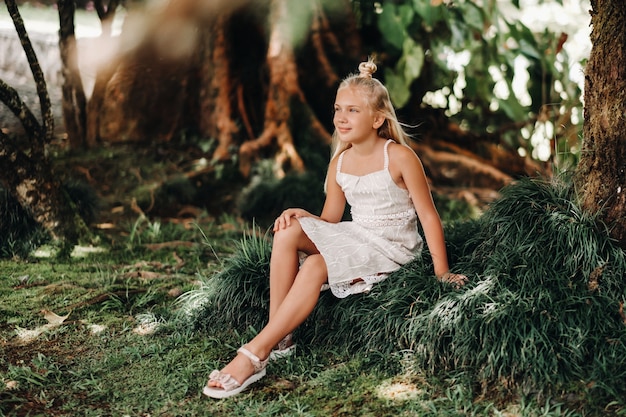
[203,59,468,399]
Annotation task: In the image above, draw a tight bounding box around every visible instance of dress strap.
[337,151,346,173]
[383,139,393,170]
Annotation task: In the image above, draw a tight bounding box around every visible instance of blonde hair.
[329,58,411,162]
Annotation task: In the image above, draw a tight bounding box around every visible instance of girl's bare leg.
[207,253,327,388]
[269,219,320,320]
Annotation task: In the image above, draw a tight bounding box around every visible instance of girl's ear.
[373,113,385,129]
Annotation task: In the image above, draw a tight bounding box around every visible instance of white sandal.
[202,346,268,399]
[269,333,297,361]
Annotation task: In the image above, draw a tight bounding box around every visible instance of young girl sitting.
[203,59,468,399]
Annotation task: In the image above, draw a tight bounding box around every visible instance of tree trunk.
[197,14,240,161]
[238,0,333,178]
[4,0,53,155]
[58,0,88,148]
[98,0,197,143]
[0,138,88,248]
[85,0,121,146]
[575,0,626,248]
[91,0,528,196]
[0,0,91,253]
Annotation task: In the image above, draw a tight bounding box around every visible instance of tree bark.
[4,0,52,156]
[197,14,239,161]
[58,0,88,148]
[98,1,198,143]
[575,0,626,248]
[238,0,332,178]
[0,0,92,253]
[85,0,121,146]
[0,138,88,246]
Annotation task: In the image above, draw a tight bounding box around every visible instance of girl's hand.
[273,208,312,231]
[438,271,468,288]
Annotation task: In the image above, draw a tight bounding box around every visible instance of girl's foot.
[270,333,296,360]
[203,346,268,398]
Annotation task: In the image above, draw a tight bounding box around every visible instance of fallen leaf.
[41,309,71,326]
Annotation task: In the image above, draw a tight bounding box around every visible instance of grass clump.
[181,175,626,413]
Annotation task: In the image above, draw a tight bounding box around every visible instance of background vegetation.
[2,1,626,416]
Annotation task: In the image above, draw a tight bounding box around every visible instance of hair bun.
[358,61,377,79]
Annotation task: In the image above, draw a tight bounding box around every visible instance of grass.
[1,175,625,416]
[180,175,626,416]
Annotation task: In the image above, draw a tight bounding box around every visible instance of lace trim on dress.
[330,273,389,298]
[351,208,415,227]
[298,251,390,298]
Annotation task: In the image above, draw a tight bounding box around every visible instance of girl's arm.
[274,157,346,231]
[392,145,467,286]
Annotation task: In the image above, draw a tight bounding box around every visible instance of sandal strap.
[237,346,268,373]
[208,369,240,391]
[276,333,293,351]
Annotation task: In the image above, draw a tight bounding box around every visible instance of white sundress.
[298,139,424,298]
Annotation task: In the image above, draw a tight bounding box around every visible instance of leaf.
[460,2,485,32]
[377,3,406,50]
[384,68,411,109]
[402,38,425,81]
[41,309,70,326]
[498,94,528,122]
[413,0,445,30]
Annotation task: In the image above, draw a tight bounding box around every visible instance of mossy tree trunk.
[575,0,626,248]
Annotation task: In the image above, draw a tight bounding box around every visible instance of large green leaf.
[384,68,412,109]
[401,37,425,81]
[377,3,414,50]
[412,0,445,30]
[460,1,485,32]
[498,92,528,121]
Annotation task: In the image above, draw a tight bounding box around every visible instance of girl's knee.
[274,219,301,237]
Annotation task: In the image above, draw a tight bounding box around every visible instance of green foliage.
[238,170,327,228]
[369,0,583,162]
[2,201,622,415]
[179,225,273,333]
[433,193,478,224]
[181,175,626,411]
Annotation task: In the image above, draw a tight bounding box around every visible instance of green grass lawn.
[0,259,577,416]
[1,208,616,416]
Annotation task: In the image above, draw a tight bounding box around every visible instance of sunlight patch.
[132,313,163,336]
[72,245,108,257]
[376,380,422,401]
[4,380,19,390]
[86,323,107,335]
[132,322,159,336]
[31,245,107,258]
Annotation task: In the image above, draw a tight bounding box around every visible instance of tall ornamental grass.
[179,176,626,402]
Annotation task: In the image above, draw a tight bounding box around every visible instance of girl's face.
[333,87,383,144]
